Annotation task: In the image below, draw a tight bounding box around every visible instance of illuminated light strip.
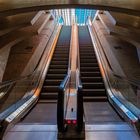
[87,19,139,123]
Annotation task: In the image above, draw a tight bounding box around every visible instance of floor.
[3,123,140,140]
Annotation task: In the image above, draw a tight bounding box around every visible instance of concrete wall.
[1,11,55,82]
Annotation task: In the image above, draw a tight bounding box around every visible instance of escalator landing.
[84,102,123,124]
[3,123,139,140]
[20,103,57,124]
[86,123,139,140]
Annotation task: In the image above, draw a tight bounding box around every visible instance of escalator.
[78,26,139,140]
[19,26,71,124]
[79,26,123,123]
[3,26,71,140]
[40,26,71,101]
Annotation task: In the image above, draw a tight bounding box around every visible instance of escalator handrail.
[60,71,71,90]
[0,18,55,88]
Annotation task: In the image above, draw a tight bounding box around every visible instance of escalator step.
[47,69,67,74]
[44,79,62,85]
[40,92,58,100]
[80,56,96,59]
[80,52,95,55]
[80,67,100,71]
[81,77,103,82]
[83,89,106,96]
[83,96,108,102]
[46,74,65,79]
[38,99,57,103]
[49,65,68,69]
[52,58,68,61]
[83,83,105,89]
[53,52,69,55]
[42,86,59,92]
[80,59,97,63]
[51,61,68,65]
[81,72,101,77]
[80,63,98,67]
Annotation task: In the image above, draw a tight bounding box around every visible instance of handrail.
[57,26,72,132]
[0,18,56,88]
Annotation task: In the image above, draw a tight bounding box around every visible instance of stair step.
[40,92,58,100]
[83,89,106,96]
[47,69,67,74]
[81,77,103,82]
[54,47,69,50]
[46,74,66,79]
[80,56,96,59]
[80,63,98,67]
[44,79,62,85]
[38,99,57,103]
[80,46,93,49]
[83,83,105,89]
[52,58,68,61]
[80,52,95,55]
[53,52,69,55]
[80,59,97,63]
[53,54,68,57]
[84,96,108,102]
[81,72,101,77]
[55,48,69,51]
[51,61,68,65]
[49,65,68,69]
[42,86,59,92]
[80,67,100,72]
